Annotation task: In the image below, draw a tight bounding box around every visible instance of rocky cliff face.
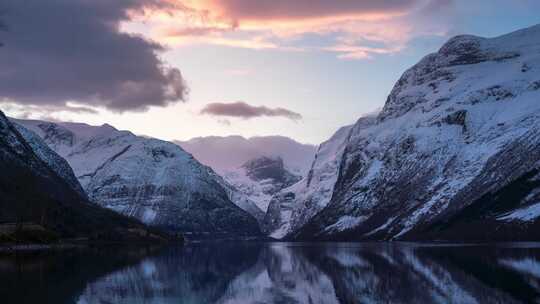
[269,24,540,241]
[14,119,261,237]
[242,157,301,187]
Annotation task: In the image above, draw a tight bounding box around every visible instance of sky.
[1,0,540,145]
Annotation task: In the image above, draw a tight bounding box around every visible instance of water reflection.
[3,243,540,303]
[78,243,259,304]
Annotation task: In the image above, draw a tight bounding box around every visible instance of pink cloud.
[190,0,418,20]
[128,0,454,59]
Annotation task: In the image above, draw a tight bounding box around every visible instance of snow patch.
[497,202,540,222]
[325,216,368,233]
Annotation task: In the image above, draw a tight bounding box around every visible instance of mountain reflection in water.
[2,243,540,303]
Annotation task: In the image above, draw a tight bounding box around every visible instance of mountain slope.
[0,110,167,242]
[224,156,301,213]
[271,24,540,241]
[14,119,261,237]
[264,124,358,238]
[177,136,315,217]
[12,123,86,197]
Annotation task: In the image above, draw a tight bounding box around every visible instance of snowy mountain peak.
[14,119,261,237]
[379,24,540,122]
[438,34,483,56]
[267,23,540,241]
[101,123,116,130]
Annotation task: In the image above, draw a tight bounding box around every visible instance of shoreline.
[0,239,182,254]
[0,243,82,254]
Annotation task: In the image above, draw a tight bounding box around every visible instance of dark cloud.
[0,0,188,112]
[200,102,302,121]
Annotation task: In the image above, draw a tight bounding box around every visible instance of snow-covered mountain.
[0,110,167,241]
[177,135,316,175]
[11,123,87,198]
[264,124,360,238]
[268,24,540,241]
[177,136,315,216]
[14,119,261,237]
[224,156,301,214]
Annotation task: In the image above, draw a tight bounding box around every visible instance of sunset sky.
[1,0,540,144]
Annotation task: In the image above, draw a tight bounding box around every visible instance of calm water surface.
[2,242,540,303]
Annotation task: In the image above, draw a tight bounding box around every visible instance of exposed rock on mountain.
[269,24,540,241]
[243,156,301,187]
[14,119,261,237]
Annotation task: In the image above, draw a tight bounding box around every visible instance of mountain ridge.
[0,110,170,242]
[268,23,540,241]
[14,118,262,238]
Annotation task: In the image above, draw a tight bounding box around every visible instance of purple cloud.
[200,102,302,121]
[0,0,188,112]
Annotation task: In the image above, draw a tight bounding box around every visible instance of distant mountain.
[177,136,316,215]
[14,119,261,238]
[176,136,316,175]
[0,110,166,242]
[224,156,301,215]
[268,24,540,241]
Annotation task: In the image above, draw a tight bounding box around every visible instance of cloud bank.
[0,0,188,112]
[133,0,454,59]
[200,102,302,121]
[186,0,417,20]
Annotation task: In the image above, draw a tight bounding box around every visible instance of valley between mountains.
[3,24,540,242]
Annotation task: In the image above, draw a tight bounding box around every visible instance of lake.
[2,242,540,303]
